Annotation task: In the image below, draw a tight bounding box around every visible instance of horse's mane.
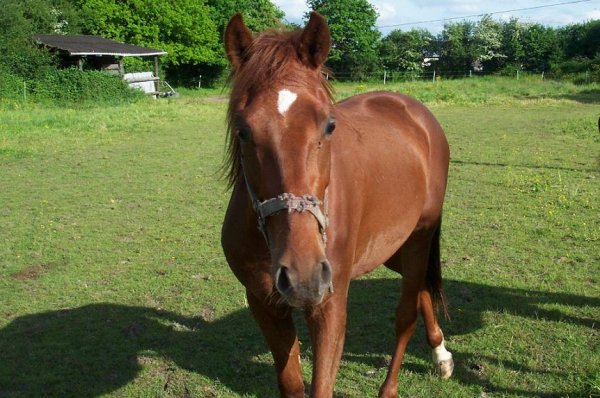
[223,28,334,189]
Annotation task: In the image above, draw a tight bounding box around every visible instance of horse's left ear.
[224,13,254,70]
[298,12,330,69]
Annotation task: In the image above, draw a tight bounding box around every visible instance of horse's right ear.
[298,12,330,69]
[224,13,254,70]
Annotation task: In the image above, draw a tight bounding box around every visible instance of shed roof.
[35,35,167,57]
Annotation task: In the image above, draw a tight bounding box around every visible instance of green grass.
[1,77,599,397]
[334,75,600,106]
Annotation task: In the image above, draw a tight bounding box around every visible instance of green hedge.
[29,68,145,104]
[550,54,600,83]
[0,66,24,101]
[0,67,145,105]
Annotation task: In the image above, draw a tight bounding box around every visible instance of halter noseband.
[241,162,328,247]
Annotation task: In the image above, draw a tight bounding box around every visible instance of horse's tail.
[426,218,449,319]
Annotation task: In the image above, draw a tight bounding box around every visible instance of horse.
[221,12,452,398]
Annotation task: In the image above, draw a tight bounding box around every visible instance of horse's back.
[335,91,447,158]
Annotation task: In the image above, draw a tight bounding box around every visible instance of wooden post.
[119,59,124,76]
[153,56,160,94]
[433,70,436,83]
[78,57,84,71]
[383,69,387,85]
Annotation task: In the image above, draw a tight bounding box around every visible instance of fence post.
[432,70,436,83]
[541,71,544,80]
[383,70,387,85]
[469,70,472,78]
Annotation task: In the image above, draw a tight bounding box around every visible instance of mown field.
[1,77,599,397]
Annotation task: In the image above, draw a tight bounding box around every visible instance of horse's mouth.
[277,283,331,308]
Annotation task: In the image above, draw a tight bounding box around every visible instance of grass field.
[1,77,599,397]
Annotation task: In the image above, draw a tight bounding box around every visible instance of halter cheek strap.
[241,162,328,247]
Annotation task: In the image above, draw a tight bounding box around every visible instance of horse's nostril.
[320,261,332,292]
[275,266,292,293]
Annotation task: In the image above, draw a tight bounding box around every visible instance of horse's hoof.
[436,357,454,379]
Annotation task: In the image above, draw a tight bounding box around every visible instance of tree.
[559,20,600,60]
[77,0,221,66]
[437,21,476,75]
[520,23,560,71]
[473,15,505,72]
[75,0,222,85]
[379,29,433,74]
[0,0,82,78]
[74,0,285,86]
[500,18,525,71]
[208,0,284,38]
[553,20,600,80]
[306,0,380,80]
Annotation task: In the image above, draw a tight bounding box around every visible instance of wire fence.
[324,69,599,84]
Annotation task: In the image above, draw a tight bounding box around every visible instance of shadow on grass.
[0,279,597,397]
[513,88,600,104]
[344,279,599,397]
[559,89,600,104]
[0,302,272,397]
[451,158,599,173]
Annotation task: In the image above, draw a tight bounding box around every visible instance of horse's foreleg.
[305,290,348,398]
[247,291,305,398]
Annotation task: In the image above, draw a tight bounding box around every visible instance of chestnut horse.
[221,12,452,398]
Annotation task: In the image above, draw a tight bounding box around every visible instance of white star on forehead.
[277,89,298,115]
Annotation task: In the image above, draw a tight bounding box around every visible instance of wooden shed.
[35,34,174,96]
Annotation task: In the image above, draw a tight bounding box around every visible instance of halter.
[240,160,328,247]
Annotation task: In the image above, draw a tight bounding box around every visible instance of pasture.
[1,77,599,397]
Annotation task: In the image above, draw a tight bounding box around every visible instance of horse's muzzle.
[275,260,332,307]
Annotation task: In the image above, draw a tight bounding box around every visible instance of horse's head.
[224,13,335,307]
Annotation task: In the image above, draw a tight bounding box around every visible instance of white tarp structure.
[124,72,157,96]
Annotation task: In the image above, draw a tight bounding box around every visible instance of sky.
[272,0,600,35]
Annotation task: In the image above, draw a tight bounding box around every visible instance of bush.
[497,64,522,77]
[552,56,593,74]
[0,66,25,101]
[27,68,145,105]
[549,54,600,84]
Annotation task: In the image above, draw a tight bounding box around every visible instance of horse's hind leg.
[379,224,452,398]
[378,231,429,398]
[420,221,454,379]
[420,289,453,378]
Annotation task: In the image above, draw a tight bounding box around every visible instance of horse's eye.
[325,117,336,135]
[237,127,251,142]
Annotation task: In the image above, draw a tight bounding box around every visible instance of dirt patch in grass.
[11,264,48,280]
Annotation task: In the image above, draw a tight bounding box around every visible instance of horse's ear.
[298,12,330,69]
[224,13,254,70]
